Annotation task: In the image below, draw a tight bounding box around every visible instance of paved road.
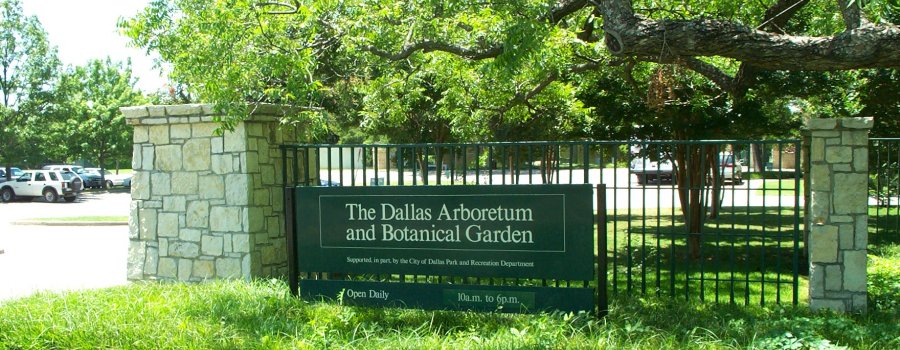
[0,191,130,302]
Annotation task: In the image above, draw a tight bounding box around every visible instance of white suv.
[0,169,83,203]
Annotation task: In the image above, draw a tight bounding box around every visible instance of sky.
[20,0,167,93]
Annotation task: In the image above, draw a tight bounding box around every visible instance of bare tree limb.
[256,1,300,15]
[363,41,504,61]
[678,57,736,94]
[598,0,900,71]
[539,0,590,24]
[497,61,601,113]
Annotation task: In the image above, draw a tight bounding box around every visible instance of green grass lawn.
[754,179,803,196]
[0,277,896,349]
[605,207,804,305]
[0,207,897,349]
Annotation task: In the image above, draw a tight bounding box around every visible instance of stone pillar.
[122,104,303,282]
[806,117,872,313]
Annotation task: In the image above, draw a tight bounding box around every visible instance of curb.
[10,221,128,227]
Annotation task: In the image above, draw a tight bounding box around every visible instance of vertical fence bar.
[423,146,430,186]
[555,144,561,184]
[338,146,344,186]
[792,139,801,305]
[528,145,534,185]
[597,184,608,316]
[583,143,590,184]
[875,140,882,236]
[462,145,468,185]
[488,145,494,185]
[500,146,507,185]
[885,139,900,235]
[626,143,634,295]
[610,143,619,295]
[474,145,481,185]
[655,144,662,297]
[398,146,405,186]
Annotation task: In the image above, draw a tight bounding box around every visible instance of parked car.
[85,168,132,188]
[716,153,744,184]
[630,156,675,185]
[0,169,83,203]
[0,167,24,183]
[42,165,103,189]
[320,179,341,187]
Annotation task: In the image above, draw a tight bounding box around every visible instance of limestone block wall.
[805,117,872,313]
[122,104,300,281]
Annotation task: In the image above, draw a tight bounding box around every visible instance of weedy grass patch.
[1,274,897,349]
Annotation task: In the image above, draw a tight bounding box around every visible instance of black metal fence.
[282,140,803,306]
[869,138,900,245]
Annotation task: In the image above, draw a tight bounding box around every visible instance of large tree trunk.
[415,149,427,183]
[99,153,107,189]
[507,150,518,184]
[752,144,766,172]
[540,146,557,184]
[674,144,722,259]
[433,146,445,185]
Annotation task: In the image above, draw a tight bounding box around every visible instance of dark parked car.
[42,165,103,188]
[630,156,675,185]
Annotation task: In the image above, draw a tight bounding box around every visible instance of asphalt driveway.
[0,190,130,302]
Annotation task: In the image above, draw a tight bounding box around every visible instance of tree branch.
[497,61,601,114]
[256,1,301,15]
[678,57,736,94]
[758,0,810,33]
[597,0,900,71]
[837,0,869,30]
[577,8,602,42]
[364,1,589,62]
[605,17,900,70]
[362,41,504,61]
[539,0,590,24]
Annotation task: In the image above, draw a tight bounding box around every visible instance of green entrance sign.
[294,184,594,280]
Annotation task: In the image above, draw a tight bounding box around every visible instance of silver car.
[629,156,675,185]
[716,153,743,184]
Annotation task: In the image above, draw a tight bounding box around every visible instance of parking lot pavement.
[0,191,131,302]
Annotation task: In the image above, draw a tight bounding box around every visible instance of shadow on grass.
[868,207,900,249]
[605,206,803,305]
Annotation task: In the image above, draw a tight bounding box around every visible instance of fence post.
[122,104,307,283]
[805,117,872,313]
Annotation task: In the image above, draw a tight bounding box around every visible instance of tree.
[119,0,329,134]
[53,58,146,186]
[124,1,896,258]
[121,0,599,147]
[0,0,60,176]
[291,0,896,258]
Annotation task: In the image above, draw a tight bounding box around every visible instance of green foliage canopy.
[51,58,147,169]
[0,0,60,168]
[120,0,898,142]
